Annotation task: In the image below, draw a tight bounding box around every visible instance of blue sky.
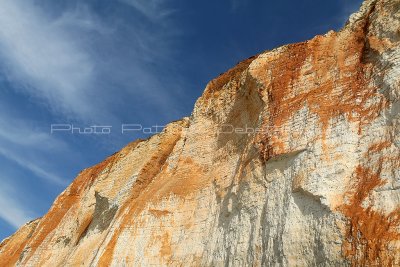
[0,0,363,240]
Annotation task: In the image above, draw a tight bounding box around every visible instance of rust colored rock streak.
[255,16,387,160]
[0,219,39,266]
[339,166,400,266]
[338,140,400,266]
[98,121,188,266]
[22,154,117,265]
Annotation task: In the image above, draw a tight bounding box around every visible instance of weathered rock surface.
[1,0,400,266]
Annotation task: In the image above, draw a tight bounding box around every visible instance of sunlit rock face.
[1,0,399,266]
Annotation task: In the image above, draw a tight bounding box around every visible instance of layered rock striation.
[1,0,400,266]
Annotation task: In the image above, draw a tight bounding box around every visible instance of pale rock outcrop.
[1,0,399,266]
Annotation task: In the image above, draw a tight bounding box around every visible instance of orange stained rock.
[255,24,387,160]
[339,166,400,266]
[98,125,193,266]
[0,219,40,266]
[18,153,118,265]
[204,55,258,100]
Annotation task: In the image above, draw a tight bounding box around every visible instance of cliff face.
[1,0,400,266]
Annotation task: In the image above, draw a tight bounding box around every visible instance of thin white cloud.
[119,0,174,22]
[0,146,67,186]
[0,0,99,121]
[54,3,113,35]
[0,181,37,229]
[0,114,72,229]
[0,0,181,124]
[0,118,66,151]
[0,108,69,186]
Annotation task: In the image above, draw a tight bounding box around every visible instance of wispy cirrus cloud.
[0,180,37,229]
[0,112,68,186]
[0,147,67,186]
[0,0,183,124]
[53,3,112,34]
[0,0,99,121]
[0,116,66,151]
[118,0,175,22]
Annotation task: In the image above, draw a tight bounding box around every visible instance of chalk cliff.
[1,0,399,266]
